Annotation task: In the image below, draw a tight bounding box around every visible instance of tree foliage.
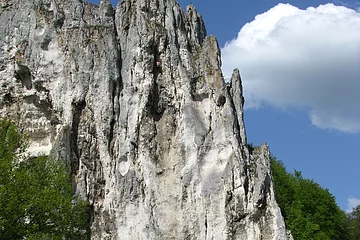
[271,155,348,240]
[347,205,360,240]
[0,119,90,239]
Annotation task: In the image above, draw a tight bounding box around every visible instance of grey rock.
[0,0,290,239]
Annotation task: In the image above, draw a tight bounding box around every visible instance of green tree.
[271,156,348,240]
[270,156,296,219]
[0,119,90,239]
[347,205,360,240]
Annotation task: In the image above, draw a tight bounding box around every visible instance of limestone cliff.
[0,0,289,239]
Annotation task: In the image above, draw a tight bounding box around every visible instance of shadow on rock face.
[14,64,32,90]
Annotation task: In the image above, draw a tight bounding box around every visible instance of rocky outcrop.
[0,0,288,239]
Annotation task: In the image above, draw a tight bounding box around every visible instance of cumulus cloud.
[347,197,360,212]
[221,3,360,133]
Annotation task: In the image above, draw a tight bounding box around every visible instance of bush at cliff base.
[0,118,90,240]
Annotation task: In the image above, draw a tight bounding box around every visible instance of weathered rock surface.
[0,0,289,239]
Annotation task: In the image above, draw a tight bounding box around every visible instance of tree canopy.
[0,118,90,239]
[270,155,348,240]
[347,205,360,240]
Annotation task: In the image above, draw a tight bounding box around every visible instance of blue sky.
[90,0,360,211]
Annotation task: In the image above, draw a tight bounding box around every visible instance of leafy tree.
[271,155,348,240]
[0,119,90,239]
[347,205,360,240]
[269,156,296,219]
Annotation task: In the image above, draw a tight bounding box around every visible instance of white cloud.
[221,3,360,133]
[347,197,360,212]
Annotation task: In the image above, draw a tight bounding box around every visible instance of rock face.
[0,0,289,239]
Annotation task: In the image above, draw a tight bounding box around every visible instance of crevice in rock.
[225,189,247,238]
[133,115,141,160]
[181,184,188,203]
[23,94,52,120]
[53,10,65,29]
[243,164,249,200]
[107,2,123,157]
[226,85,242,145]
[208,110,212,133]
[89,202,95,228]
[146,81,165,121]
[108,116,115,154]
[108,73,122,156]
[14,64,32,90]
[2,92,14,106]
[40,33,52,51]
[216,94,226,107]
[33,81,47,92]
[204,213,208,237]
[190,76,209,101]
[257,173,271,210]
[225,190,233,208]
[70,100,86,174]
[171,8,180,50]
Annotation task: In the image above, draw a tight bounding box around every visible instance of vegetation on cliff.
[271,154,359,240]
[0,119,90,239]
[347,205,360,240]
